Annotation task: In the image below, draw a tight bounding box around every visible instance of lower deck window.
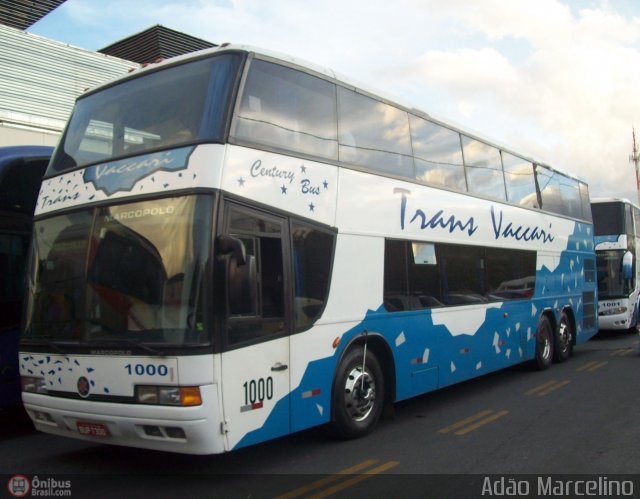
[384,239,536,311]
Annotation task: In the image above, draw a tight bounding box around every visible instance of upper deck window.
[559,175,583,219]
[48,54,243,173]
[337,87,413,176]
[462,136,506,200]
[579,183,593,222]
[502,152,538,208]
[410,116,466,191]
[536,165,563,214]
[233,60,338,160]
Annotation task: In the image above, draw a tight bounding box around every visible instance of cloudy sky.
[30,0,640,203]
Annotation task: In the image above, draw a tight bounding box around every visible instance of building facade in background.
[0,0,216,148]
[0,24,136,147]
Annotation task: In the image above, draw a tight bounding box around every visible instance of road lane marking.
[438,410,494,434]
[306,461,400,499]
[526,380,571,396]
[453,410,509,435]
[576,360,608,372]
[438,409,509,436]
[610,348,635,357]
[275,459,397,499]
[525,380,559,395]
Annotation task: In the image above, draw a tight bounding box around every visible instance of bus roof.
[591,197,640,209]
[0,145,53,214]
[0,145,53,169]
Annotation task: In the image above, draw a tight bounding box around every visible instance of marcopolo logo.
[7,475,72,497]
[83,146,194,196]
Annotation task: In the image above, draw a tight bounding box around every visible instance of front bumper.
[22,384,225,455]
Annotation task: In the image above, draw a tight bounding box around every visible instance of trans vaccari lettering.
[395,188,477,236]
[490,206,554,244]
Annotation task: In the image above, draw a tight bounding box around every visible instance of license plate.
[76,421,109,437]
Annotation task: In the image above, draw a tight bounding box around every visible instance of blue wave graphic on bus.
[233,221,597,450]
[594,235,622,245]
[83,147,194,195]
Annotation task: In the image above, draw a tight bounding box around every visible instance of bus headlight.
[135,386,202,406]
[599,307,627,316]
[21,376,48,394]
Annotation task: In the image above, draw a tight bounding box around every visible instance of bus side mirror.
[228,253,258,315]
[217,235,246,265]
[622,250,633,280]
[217,236,258,315]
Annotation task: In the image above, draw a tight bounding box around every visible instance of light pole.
[630,128,640,205]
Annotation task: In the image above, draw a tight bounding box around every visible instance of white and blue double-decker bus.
[591,198,640,332]
[20,45,597,454]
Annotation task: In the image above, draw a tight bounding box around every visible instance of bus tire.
[553,312,573,363]
[533,315,554,370]
[331,346,384,439]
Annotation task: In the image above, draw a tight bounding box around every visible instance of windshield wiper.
[87,320,165,355]
[97,337,166,356]
[27,335,66,354]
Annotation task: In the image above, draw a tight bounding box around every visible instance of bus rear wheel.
[533,315,554,370]
[331,346,384,439]
[553,312,573,363]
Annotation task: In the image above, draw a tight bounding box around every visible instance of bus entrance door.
[219,203,291,450]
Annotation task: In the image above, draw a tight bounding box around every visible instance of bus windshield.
[48,53,243,173]
[596,249,629,298]
[24,195,213,347]
[592,202,625,236]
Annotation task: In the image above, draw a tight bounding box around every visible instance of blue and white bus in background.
[591,198,640,332]
[0,145,52,412]
[20,45,598,455]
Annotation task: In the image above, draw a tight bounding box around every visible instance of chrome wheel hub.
[343,366,376,422]
[559,322,571,351]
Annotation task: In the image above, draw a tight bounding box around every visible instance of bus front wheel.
[331,346,384,439]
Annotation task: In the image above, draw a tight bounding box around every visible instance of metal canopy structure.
[0,0,65,30]
[99,25,217,64]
